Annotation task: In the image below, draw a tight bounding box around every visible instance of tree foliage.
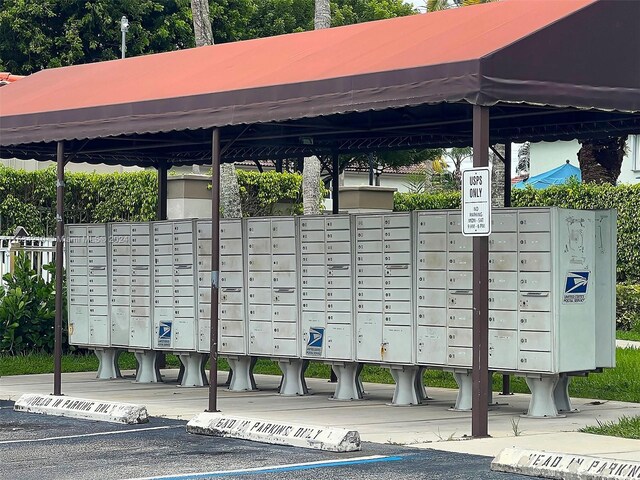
[0,0,416,75]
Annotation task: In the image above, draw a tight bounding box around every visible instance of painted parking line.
[128,454,405,479]
[0,425,181,445]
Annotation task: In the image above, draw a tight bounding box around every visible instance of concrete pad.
[491,447,640,479]
[13,393,148,424]
[187,412,361,452]
[416,432,640,462]
[2,369,640,462]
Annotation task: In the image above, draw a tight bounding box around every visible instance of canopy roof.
[514,161,581,189]
[1,0,639,167]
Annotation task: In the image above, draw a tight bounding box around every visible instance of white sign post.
[462,168,492,236]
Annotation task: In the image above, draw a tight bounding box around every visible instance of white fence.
[0,236,57,284]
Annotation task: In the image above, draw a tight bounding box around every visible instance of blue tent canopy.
[514,161,581,189]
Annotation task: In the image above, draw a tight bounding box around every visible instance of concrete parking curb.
[491,447,640,479]
[186,412,361,452]
[14,393,148,424]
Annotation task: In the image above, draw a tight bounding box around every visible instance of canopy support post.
[472,105,490,438]
[157,161,168,220]
[329,150,341,384]
[208,128,221,413]
[332,151,340,214]
[503,142,512,208]
[54,141,65,396]
[501,141,512,396]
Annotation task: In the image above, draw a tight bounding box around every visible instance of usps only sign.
[462,167,492,236]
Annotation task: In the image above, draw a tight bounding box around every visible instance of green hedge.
[394,182,640,282]
[0,167,319,236]
[616,284,640,332]
[393,191,461,211]
[0,166,158,236]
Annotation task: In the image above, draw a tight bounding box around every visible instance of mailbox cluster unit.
[66,207,616,417]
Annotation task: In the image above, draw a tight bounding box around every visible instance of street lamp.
[120,16,129,59]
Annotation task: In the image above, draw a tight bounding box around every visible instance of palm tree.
[578,136,627,184]
[301,0,331,215]
[190,0,242,218]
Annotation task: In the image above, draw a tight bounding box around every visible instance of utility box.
[415,207,605,375]
[354,213,414,364]
[299,215,355,361]
[196,218,247,355]
[152,220,198,351]
[247,217,299,358]
[67,224,109,347]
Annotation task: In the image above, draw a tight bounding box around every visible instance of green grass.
[580,415,640,439]
[616,330,640,342]
[2,348,640,403]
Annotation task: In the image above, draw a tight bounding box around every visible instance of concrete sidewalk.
[2,368,639,463]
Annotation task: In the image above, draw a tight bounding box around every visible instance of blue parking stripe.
[143,455,404,479]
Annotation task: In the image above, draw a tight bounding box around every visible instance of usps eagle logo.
[563,271,590,303]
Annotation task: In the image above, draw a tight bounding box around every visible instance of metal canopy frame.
[4,104,640,167]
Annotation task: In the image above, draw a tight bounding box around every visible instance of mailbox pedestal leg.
[94,348,122,380]
[329,362,363,401]
[416,366,431,402]
[177,352,209,387]
[227,356,257,391]
[554,374,578,413]
[389,365,421,406]
[277,358,308,396]
[451,371,473,411]
[133,350,162,383]
[523,375,565,418]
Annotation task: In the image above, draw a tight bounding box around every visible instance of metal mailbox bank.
[65,207,616,417]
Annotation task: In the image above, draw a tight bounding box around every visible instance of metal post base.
[227,356,257,391]
[389,365,422,406]
[416,366,431,402]
[554,374,579,413]
[329,363,363,401]
[523,375,565,418]
[133,350,162,383]
[277,358,308,396]
[94,348,122,379]
[177,352,208,387]
[450,371,473,411]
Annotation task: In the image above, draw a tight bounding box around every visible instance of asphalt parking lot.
[0,400,528,480]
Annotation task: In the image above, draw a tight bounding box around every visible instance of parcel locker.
[355,213,414,364]
[66,223,108,347]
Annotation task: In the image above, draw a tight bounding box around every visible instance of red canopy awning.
[0,0,638,163]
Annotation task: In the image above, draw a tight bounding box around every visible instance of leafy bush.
[0,166,158,236]
[236,170,327,217]
[393,191,461,211]
[616,284,640,332]
[0,253,66,355]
